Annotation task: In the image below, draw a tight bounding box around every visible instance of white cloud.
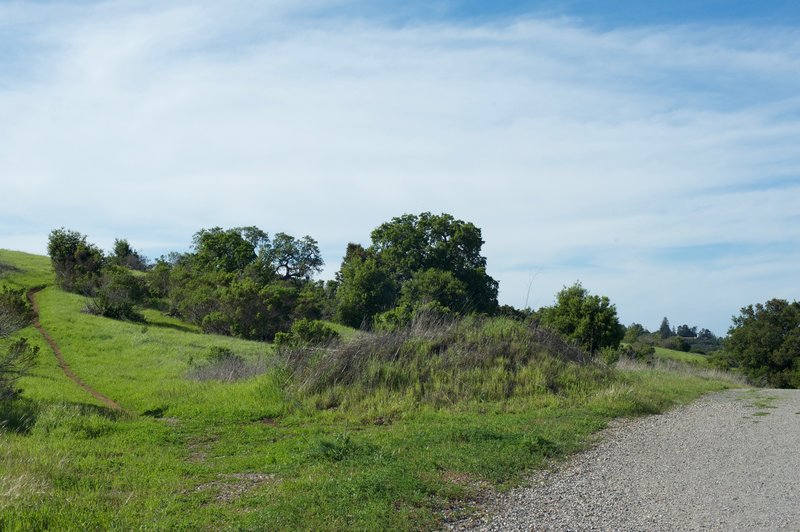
[1,1,798,334]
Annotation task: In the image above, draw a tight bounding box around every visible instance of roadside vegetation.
[0,210,777,529]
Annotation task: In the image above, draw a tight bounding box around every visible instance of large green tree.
[264,233,324,281]
[726,298,800,388]
[335,212,498,327]
[334,245,396,328]
[154,226,326,340]
[370,213,497,311]
[192,226,268,274]
[538,282,624,354]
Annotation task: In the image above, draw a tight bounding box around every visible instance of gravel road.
[450,389,800,531]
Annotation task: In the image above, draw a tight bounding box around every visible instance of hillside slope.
[1,250,740,530]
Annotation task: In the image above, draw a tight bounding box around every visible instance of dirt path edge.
[27,287,126,413]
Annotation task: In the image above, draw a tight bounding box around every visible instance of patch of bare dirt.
[194,473,278,503]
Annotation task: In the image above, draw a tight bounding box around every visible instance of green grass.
[0,249,53,289]
[654,346,711,368]
[1,251,740,530]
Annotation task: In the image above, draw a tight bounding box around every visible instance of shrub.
[538,282,625,354]
[274,319,340,350]
[373,300,455,332]
[599,346,620,365]
[186,346,267,382]
[618,342,655,363]
[663,336,690,352]
[201,311,230,335]
[85,266,147,321]
[0,290,37,401]
[726,298,800,388]
[0,338,39,400]
[47,228,105,293]
[0,289,33,335]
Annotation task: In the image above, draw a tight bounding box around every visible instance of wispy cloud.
[1,1,798,333]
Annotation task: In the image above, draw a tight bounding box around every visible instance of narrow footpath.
[27,288,126,413]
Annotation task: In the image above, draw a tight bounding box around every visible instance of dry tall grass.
[616,356,749,386]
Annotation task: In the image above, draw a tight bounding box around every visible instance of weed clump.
[186,346,268,382]
[281,313,610,406]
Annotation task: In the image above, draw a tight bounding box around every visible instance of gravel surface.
[449,389,800,531]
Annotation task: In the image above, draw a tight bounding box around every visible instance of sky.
[1,1,799,335]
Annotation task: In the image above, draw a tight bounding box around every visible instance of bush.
[599,346,620,365]
[538,282,625,354]
[0,288,33,336]
[0,338,39,400]
[85,266,147,321]
[47,228,105,293]
[199,311,228,335]
[663,336,690,352]
[373,300,456,332]
[619,342,655,363]
[0,290,37,401]
[206,346,243,365]
[186,346,266,382]
[274,319,340,350]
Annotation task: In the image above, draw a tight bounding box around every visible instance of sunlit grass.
[1,251,739,530]
[654,346,710,367]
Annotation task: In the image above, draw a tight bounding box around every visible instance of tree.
[264,233,324,281]
[726,299,800,388]
[398,268,468,312]
[335,251,396,328]
[676,324,697,338]
[538,282,625,354]
[697,328,716,341]
[334,213,499,327]
[47,228,105,292]
[368,212,498,313]
[111,238,148,271]
[86,266,148,321]
[658,317,674,339]
[192,227,264,273]
[623,323,648,343]
[151,226,327,340]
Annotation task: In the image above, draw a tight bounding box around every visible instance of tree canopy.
[538,282,624,354]
[726,298,800,388]
[658,317,674,339]
[158,226,326,340]
[47,228,105,292]
[334,212,498,327]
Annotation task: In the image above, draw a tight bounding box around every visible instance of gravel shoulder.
[450,388,800,531]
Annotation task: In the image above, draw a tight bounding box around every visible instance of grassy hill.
[0,249,741,530]
[654,346,711,367]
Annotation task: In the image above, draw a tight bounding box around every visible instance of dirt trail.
[27,288,126,413]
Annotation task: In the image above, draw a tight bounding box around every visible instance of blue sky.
[1,0,799,335]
